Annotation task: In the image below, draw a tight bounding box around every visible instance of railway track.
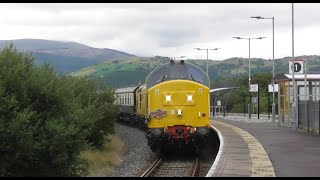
[140,155,200,177]
[138,127,220,177]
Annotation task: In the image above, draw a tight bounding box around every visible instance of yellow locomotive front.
[145,60,211,153]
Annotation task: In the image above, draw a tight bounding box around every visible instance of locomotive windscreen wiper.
[189,73,195,81]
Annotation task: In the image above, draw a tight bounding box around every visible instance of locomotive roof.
[115,86,139,93]
[146,60,210,89]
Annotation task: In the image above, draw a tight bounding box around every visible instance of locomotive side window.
[140,94,142,109]
[137,94,139,109]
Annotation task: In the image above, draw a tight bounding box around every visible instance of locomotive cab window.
[188,67,204,84]
[146,61,209,89]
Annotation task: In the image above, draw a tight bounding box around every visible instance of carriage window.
[121,94,123,105]
[130,93,132,106]
[126,93,128,105]
[117,95,119,104]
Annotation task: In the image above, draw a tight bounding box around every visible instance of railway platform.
[207,116,320,177]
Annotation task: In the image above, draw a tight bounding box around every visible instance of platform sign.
[268,84,278,92]
[289,60,304,74]
[252,97,257,104]
[250,84,259,92]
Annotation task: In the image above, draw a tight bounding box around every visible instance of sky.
[0,3,319,60]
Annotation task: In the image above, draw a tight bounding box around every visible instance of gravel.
[111,122,158,177]
[110,122,219,177]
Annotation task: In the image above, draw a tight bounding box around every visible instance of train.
[114,59,211,154]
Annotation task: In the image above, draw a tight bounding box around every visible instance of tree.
[0,43,118,176]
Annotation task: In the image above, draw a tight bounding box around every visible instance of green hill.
[71,55,320,88]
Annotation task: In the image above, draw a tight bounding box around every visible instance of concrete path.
[215,116,320,177]
[207,120,275,177]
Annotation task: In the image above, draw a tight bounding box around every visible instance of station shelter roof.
[273,73,320,82]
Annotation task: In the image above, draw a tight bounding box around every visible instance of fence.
[298,100,320,134]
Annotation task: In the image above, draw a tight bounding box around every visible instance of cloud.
[0,3,319,60]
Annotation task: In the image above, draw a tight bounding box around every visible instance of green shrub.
[0,43,117,176]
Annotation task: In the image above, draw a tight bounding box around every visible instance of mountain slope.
[0,39,136,73]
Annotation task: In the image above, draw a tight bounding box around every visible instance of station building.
[273,71,320,134]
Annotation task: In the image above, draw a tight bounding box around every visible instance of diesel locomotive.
[115,60,211,153]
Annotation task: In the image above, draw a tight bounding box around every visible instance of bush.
[0,43,117,176]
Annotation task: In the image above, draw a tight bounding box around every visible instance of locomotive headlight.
[177,109,182,115]
[166,95,171,101]
[187,95,192,101]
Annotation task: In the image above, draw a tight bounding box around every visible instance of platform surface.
[208,116,320,177]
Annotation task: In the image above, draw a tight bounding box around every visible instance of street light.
[172,56,186,60]
[233,36,266,119]
[291,3,298,130]
[251,15,276,123]
[194,48,220,75]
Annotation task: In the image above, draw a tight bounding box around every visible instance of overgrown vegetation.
[0,44,118,176]
[83,135,125,177]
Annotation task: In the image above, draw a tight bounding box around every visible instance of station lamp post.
[194,48,220,75]
[291,3,298,130]
[232,36,266,119]
[251,15,276,123]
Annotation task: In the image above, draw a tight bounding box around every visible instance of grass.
[82,135,125,177]
[70,67,96,77]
